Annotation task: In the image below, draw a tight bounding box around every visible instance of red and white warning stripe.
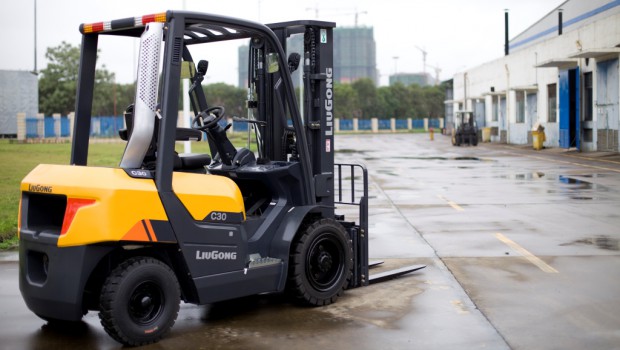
[80,12,167,34]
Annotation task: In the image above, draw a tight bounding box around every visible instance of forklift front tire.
[99,257,181,346]
[288,219,353,306]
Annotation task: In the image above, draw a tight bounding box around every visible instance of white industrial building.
[450,0,620,151]
[0,70,38,137]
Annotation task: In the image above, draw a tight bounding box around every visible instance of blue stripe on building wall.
[510,0,620,50]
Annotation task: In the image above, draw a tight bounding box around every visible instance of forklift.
[18,11,424,346]
[451,110,479,146]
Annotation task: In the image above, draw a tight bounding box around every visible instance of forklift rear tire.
[288,219,353,306]
[99,257,180,346]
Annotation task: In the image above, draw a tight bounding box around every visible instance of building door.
[500,96,507,143]
[559,67,580,149]
[474,100,485,128]
[596,59,619,151]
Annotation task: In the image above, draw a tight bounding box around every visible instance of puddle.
[560,235,620,251]
[496,172,545,180]
[558,175,594,190]
[391,156,492,162]
[376,169,398,176]
[337,149,367,154]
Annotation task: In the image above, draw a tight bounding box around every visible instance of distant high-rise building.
[389,72,432,87]
[334,26,378,85]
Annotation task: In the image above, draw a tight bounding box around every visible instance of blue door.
[559,67,580,149]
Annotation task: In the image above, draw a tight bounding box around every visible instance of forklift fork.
[335,163,425,288]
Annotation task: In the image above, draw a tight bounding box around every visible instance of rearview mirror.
[181,61,196,79]
[267,53,279,73]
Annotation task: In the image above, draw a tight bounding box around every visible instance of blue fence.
[378,119,391,130]
[340,119,354,131]
[24,116,124,139]
[358,119,372,131]
[92,116,124,137]
[23,115,441,140]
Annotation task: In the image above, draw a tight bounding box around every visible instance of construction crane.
[415,45,427,75]
[426,63,442,86]
[352,10,368,26]
[306,7,368,26]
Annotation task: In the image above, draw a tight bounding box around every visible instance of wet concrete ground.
[1,133,619,349]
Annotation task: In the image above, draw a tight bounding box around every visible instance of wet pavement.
[1,133,620,349]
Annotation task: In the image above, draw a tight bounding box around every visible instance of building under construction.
[333,26,378,85]
[389,73,433,87]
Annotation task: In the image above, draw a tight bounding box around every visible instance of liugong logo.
[195,250,237,260]
[28,184,52,193]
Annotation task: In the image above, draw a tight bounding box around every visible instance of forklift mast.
[250,20,336,215]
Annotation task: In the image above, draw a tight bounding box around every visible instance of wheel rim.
[306,232,345,292]
[128,281,165,325]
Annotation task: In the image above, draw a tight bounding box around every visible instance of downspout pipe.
[504,9,509,56]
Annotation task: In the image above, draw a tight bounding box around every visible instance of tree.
[203,83,246,118]
[334,83,359,119]
[39,41,117,116]
[351,78,377,119]
[423,85,445,119]
[39,42,80,116]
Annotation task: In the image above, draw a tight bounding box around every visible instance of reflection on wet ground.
[560,235,620,251]
[363,156,493,162]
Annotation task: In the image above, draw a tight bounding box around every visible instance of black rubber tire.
[288,219,353,306]
[99,257,180,346]
[472,134,479,146]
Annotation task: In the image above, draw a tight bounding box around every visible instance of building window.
[492,96,498,121]
[548,84,557,123]
[516,91,525,123]
[584,72,593,121]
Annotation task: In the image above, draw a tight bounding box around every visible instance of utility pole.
[182,0,191,153]
[33,0,38,75]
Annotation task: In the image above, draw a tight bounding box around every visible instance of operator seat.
[118,104,211,172]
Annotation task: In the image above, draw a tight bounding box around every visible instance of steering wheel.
[192,106,226,131]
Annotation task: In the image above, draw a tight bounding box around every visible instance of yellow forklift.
[18,11,424,346]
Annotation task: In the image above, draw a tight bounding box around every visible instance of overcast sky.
[1,0,564,86]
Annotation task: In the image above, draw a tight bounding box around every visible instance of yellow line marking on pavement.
[437,195,464,211]
[495,233,559,273]
[564,153,620,165]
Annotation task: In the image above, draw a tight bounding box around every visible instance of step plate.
[368,265,426,284]
[248,257,281,269]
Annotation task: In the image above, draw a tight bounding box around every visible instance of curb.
[0,251,18,262]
